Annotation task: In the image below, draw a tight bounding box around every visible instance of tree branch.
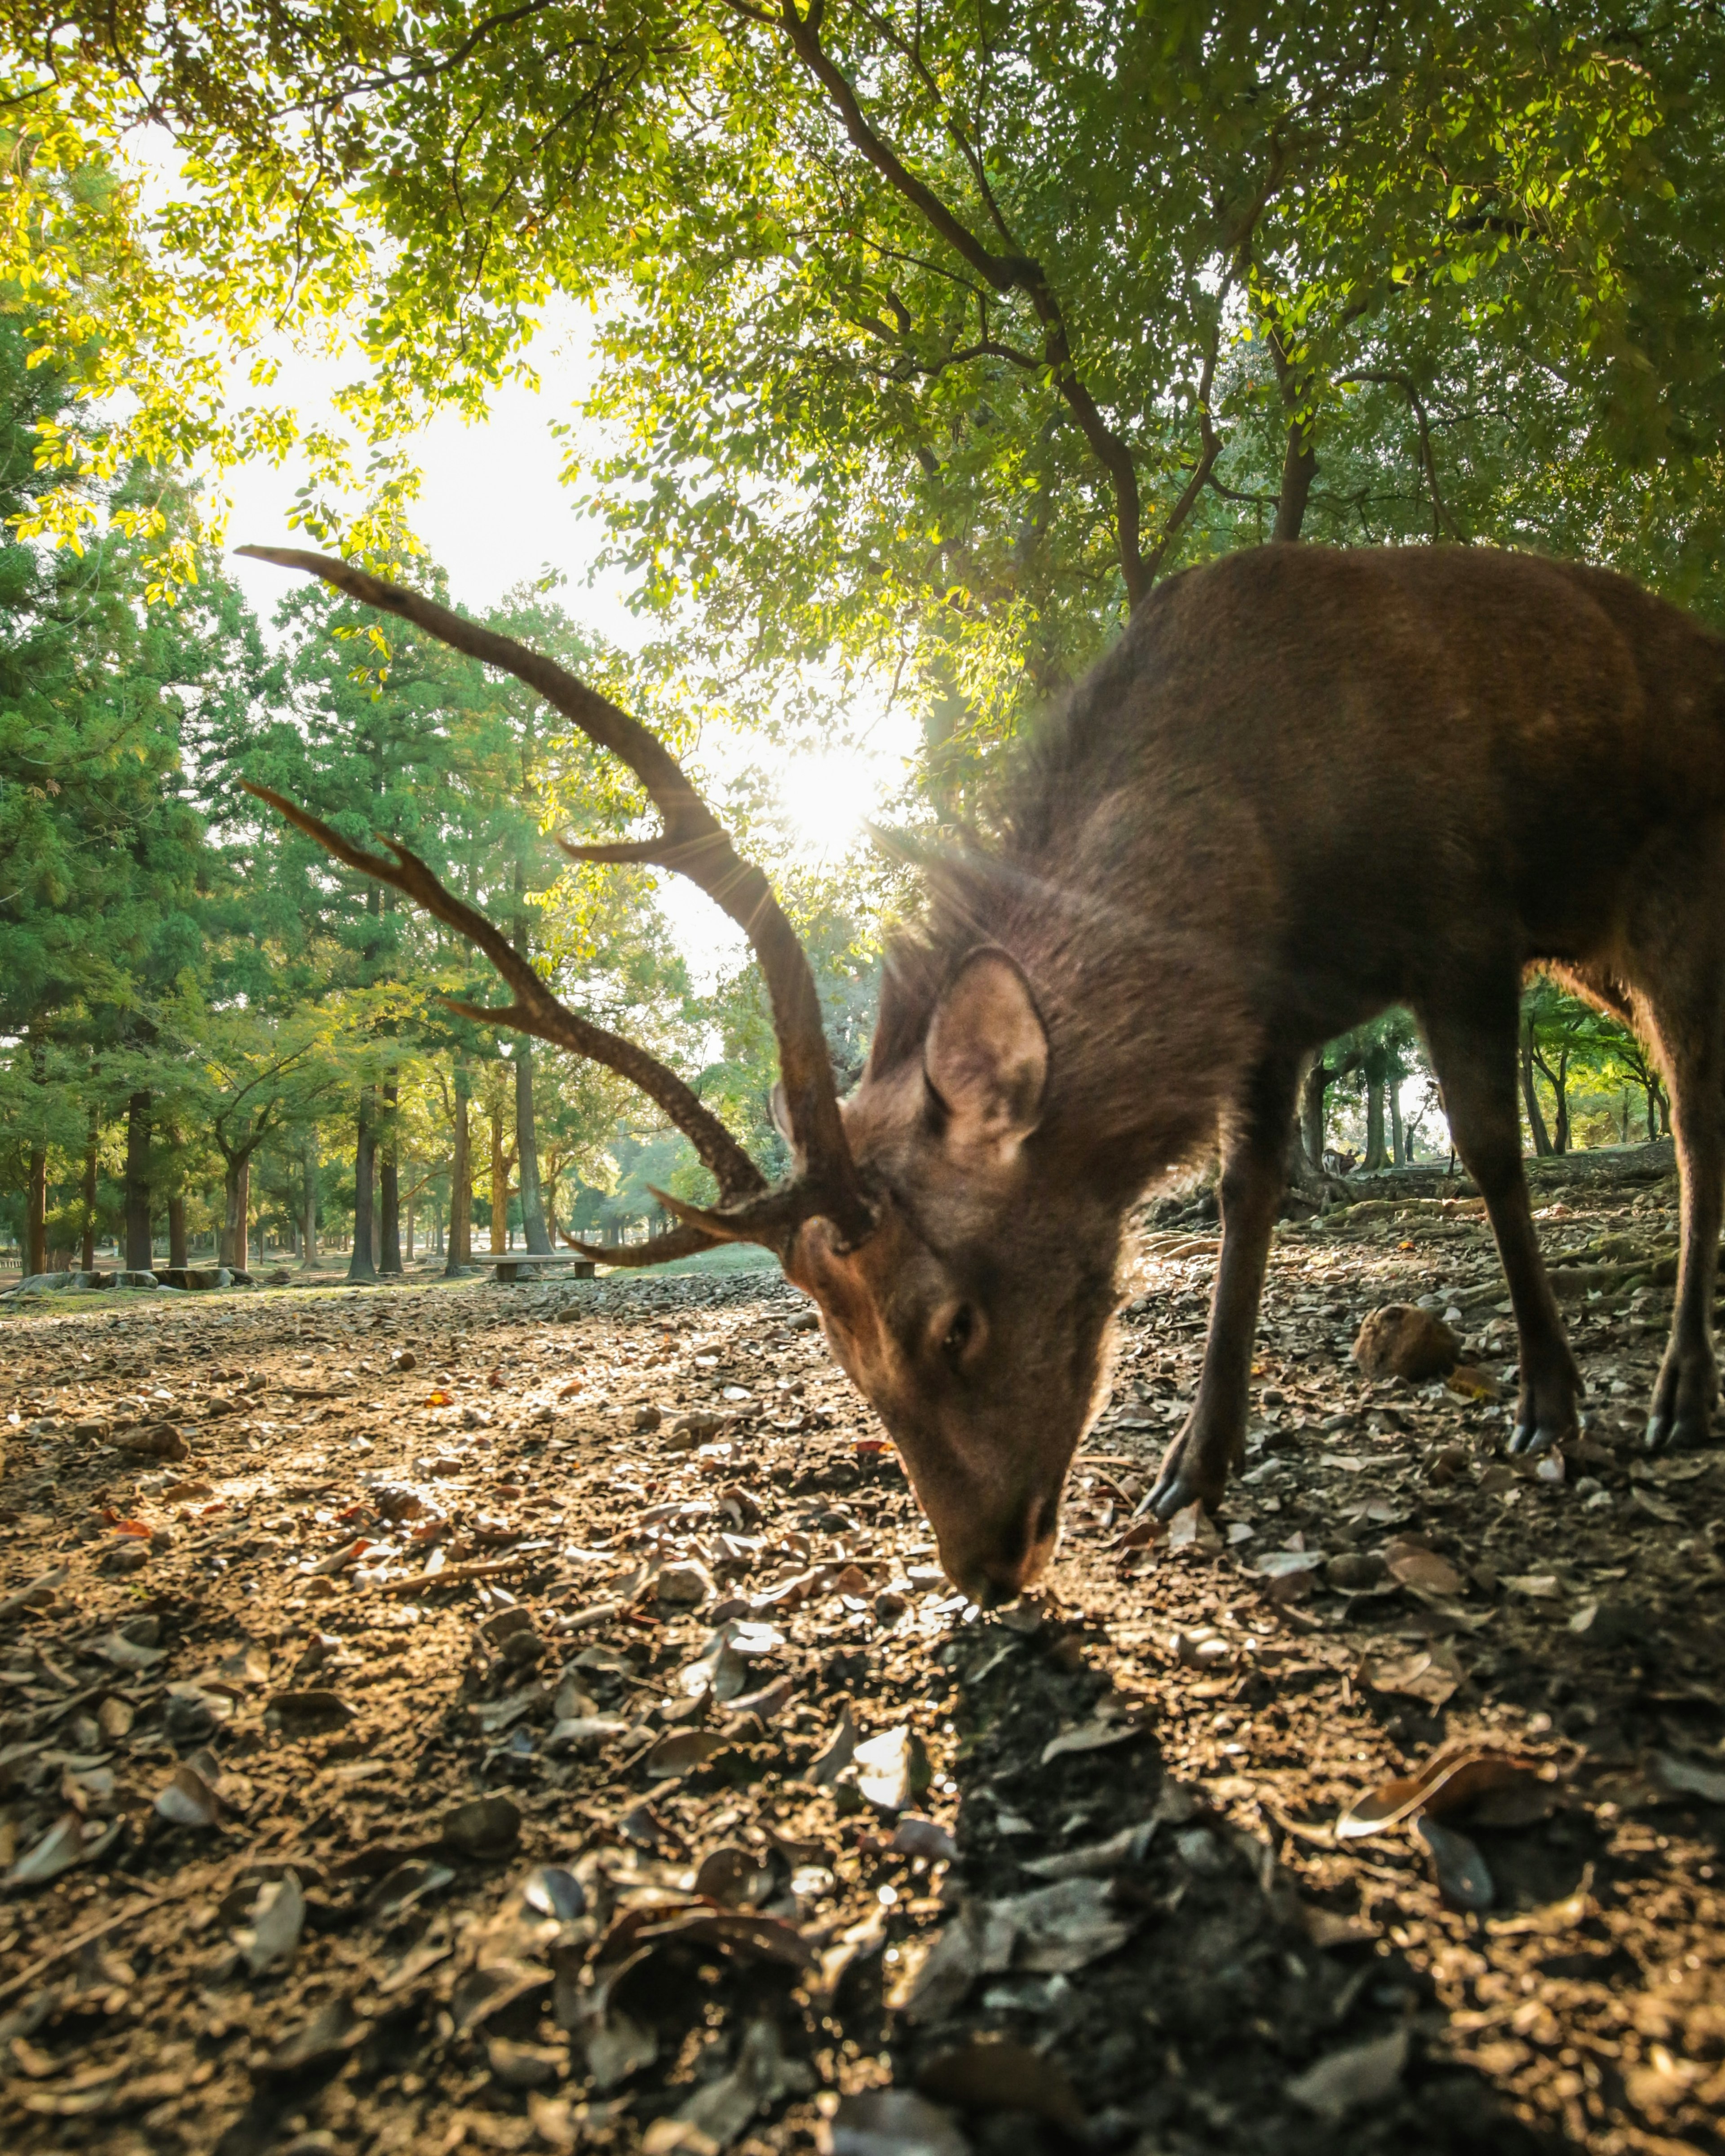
[752,0,1150,605]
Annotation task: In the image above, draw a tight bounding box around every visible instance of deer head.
[238,548,1117,1602]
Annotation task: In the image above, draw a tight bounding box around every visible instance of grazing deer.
[241,542,1725,1605]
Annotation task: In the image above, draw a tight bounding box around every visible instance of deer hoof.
[1644,1409,1711,1452]
[1645,1361,1716,1451]
[1507,1419,1570,1457]
[1144,1469,1220,1520]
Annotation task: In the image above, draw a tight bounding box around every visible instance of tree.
[9,4,1719,747]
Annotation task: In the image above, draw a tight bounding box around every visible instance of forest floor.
[1,1148,1722,2156]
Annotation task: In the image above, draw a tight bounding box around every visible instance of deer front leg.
[1146,1055,1298,1518]
[1423,993,1581,1454]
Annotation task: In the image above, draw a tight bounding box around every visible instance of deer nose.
[954,1491,1062,1606]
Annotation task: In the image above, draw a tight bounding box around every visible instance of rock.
[114,1270,158,1290]
[119,1423,190,1461]
[632,1404,663,1432]
[265,1267,292,1285]
[655,1559,715,1607]
[182,1267,231,1290]
[1353,1303,1460,1382]
[230,1268,255,1286]
[16,1271,70,1293]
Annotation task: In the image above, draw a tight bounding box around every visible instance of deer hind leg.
[1632,943,1725,1451]
[1421,986,1581,1455]
[1146,1050,1302,1518]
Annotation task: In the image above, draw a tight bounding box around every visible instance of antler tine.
[239,781,761,1214]
[559,1222,723,1267]
[236,545,875,1249]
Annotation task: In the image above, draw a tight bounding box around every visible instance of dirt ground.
[2,1149,1723,2156]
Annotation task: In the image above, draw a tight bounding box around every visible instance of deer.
[240,540,1725,1606]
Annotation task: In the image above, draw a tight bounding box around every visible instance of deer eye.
[942,1305,976,1362]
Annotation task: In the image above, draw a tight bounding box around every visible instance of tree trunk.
[25,1146,47,1276]
[80,1104,98,1268]
[1519,1025,1553,1156]
[405,1174,416,1264]
[301,1127,320,1268]
[1362,1049,1388,1172]
[168,1194,189,1270]
[445,1059,471,1277]
[1552,1047,1570,1154]
[514,1044,554,1254]
[1273,419,1316,542]
[124,1090,152,1270]
[379,1077,403,1274]
[221,1155,251,1270]
[1388,1065,1406,1166]
[490,1094,509,1256]
[349,1089,378,1283]
[1300,1059,1329,1170]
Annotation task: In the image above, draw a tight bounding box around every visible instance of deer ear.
[924,948,1048,1150]
[768,1080,794,1149]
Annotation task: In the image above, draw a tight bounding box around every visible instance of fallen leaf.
[263,1997,369,2075]
[820,2090,970,2156]
[1165,1501,1223,1555]
[990,1874,1136,1973]
[641,1729,729,1777]
[890,1816,960,1864]
[1019,1820,1157,1881]
[154,1762,220,1829]
[1040,1718,1144,1765]
[1287,2027,1410,2121]
[918,2037,1084,2132]
[1336,1746,1541,1840]
[1386,1546,1464,1596]
[440,1794,522,1860]
[854,1726,930,1812]
[1361,1646,1464,1710]
[92,1630,165,1672]
[1652,1750,1725,1805]
[235,1870,306,1975]
[809,1711,858,1786]
[641,2018,812,2152]
[1415,1815,1493,1910]
[5,1812,92,1886]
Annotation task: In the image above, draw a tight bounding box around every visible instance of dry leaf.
[1287,2027,1410,2121]
[1415,1815,1494,1910]
[918,2037,1084,2132]
[819,2090,970,2156]
[1336,1746,1540,1840]
[154,1762,220,1829]
[235,1870,306,1975]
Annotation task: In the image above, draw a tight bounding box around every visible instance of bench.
[488,1254,598,1284]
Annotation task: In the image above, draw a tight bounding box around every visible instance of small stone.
[1354,1304,1460,1383]
[118,1423,190,1462]
[632,1404,663,1432]
[655,1559,714,1608]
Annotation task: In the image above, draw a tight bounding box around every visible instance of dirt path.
[1,1169,1722,2156]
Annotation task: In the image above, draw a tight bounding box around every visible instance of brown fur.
[793,544,1725,1600]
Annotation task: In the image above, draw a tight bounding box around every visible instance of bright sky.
[221,328,919,985]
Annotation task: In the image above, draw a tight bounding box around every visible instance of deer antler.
[236,547,876,1262]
